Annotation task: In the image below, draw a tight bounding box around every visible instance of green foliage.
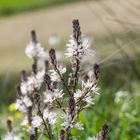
[0,0,79,17]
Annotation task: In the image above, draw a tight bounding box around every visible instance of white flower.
[74,89,83,101]
[65,36,78,58]
[43,108,57,125]
[25,42,47,60]
[43,108,50,119]
[23,96,32,107]
[61,111,73,129]
[44,89,64,103]
[32,116,42,128]
[65,35,92,61]
[48,35,60,47]
[91,85,100,95]
[84,96,94,106]
[20,71,44,95]
[82,80,93,89]
[114,91,128,103]
[21,117,28,126]
[48,112,57,125]
[49,66,66,82]
[75,122,84,130]
[36,70,45,83]
[3,133,21,140]
[20,82,28,95]
[15,99,26,112]
[28,126,35,135]
[25,42,38,59]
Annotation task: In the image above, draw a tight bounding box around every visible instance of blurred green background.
[0,0,140,139]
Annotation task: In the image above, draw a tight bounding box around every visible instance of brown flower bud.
[16,85,22,98]
[49,48,57,66]
[20,70,27,82]
[69,97,75,117]
[33,93,40,105]
[58,129,65,140]
[101,124,109,140]
[32,61,37,75]
[27,107,32,126]
[44,74,51,90]
[93,64,100,82]
[83,74,89,83]
[31,30,37,44]
[7,119,12,133]
[72,19,81,45]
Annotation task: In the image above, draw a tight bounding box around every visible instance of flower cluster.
[4,19,108,140]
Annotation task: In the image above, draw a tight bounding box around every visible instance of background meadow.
[0,0,140,139]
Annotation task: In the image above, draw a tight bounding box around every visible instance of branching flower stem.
[37,103,54,140]
[55,66,72,97]
[75,84,95,105]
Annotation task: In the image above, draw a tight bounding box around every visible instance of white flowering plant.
[4,19,108,140]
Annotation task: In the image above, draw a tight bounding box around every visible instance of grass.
[0,0,79,17]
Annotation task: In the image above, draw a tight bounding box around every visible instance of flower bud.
[93,64,100,82]
[72,19,81,45]
[20,70,27,82]
[31,30,37,44]
[49,48,57,66]
[7,119,12,133]
[16,85,22,98]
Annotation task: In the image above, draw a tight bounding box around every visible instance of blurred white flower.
[43,108,57,125]
[20,82,28,95]
[74,89,83,101]
[20,71,45,95]
[23,96,32,107]
[28,126,35,135]
[20,117,28,126]
[15,99,26,112]
[49,66,66,82]
[84,96,94,106]
[48,112,57,125]
[114,91,128,103]
[75,122,84,130]
[25,42,47,60]
[61,111,73,130]
[43,108,50,119]
[48,35,60,48]
[44,89,64,103]
[3,133,21,140]
[91,85,100,95]
[32,116,42,128]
